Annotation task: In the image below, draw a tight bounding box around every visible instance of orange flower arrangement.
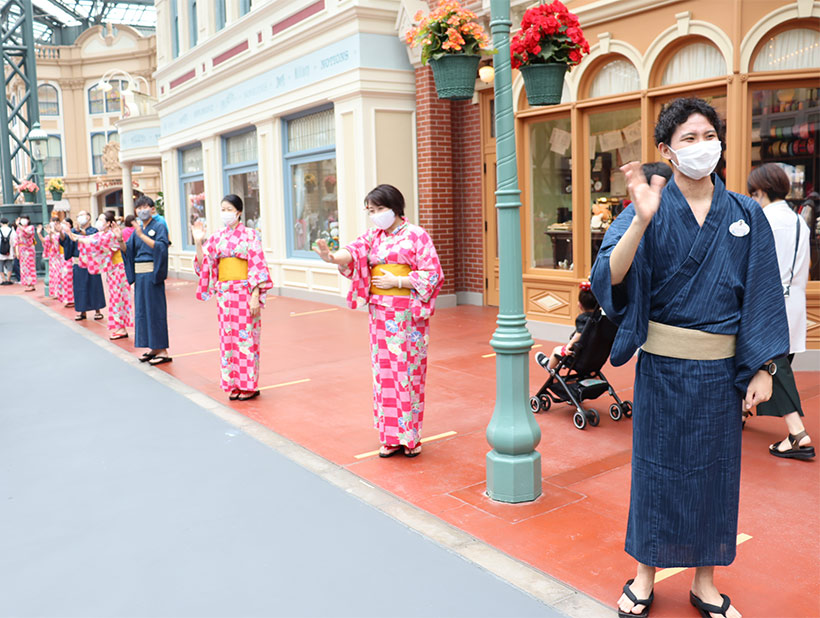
[405,0,491,65]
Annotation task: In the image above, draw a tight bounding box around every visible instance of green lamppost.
[29,122,50,296]
[485,0,542,503]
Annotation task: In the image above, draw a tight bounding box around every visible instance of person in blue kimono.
[60,210,106,321]
[120,196,171,366]
[591,98,788,618]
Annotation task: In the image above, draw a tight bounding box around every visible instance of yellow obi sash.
[370,263,412,296]
[218,257,249,282]
[111,250,123,265]
[642,320,736,360]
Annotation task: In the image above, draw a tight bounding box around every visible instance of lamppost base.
[486,449,542,503]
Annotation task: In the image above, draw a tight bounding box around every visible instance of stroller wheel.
[529,396,541,413]
[572,410,587,430]
[539,394,551,411]
[609,403,623,421]
[622,400,633,418]
[586,408,600,427]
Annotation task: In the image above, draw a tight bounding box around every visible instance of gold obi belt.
[134,261,154,274]
[111,250,123,265]
[370,264,412,296]
[218,257,249,282]
[642,321,736,360]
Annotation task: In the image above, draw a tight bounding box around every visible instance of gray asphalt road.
[0,296,562,618]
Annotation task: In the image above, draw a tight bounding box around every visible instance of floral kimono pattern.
[342,219,443,449]
[59,247,74,305]
[44,234,62,299]
[195,224,273,393]
[79,231,132,332]
[16,224,36,287]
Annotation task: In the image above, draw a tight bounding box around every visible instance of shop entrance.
[483,152,499,306]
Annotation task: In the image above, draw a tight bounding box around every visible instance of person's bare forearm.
[609,218,649,285]
[329,248,353,266]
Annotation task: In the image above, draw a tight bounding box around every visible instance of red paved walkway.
[7,280,819,617]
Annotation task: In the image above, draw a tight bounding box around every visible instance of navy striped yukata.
[591,174,789,568]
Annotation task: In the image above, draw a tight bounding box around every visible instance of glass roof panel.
[29,0,157,42]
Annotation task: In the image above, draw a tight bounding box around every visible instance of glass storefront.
[179,145,204,248]
[223,130,260,232]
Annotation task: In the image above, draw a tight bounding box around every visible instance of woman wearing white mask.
[314,185,443,458]
[592,98,788,618]
[59,210,106,320]
[192,194,272,401]
[15,216,36,292]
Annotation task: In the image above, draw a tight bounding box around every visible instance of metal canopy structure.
[29,0,156,44]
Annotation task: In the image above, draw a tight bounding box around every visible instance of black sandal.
[378,445,402,458]
[75,314,86,321]
[236,390,260,401]
[689,591,731,618]
[93,312,104,320]
[769,430,815,460]
[139,352,156,363]
[229,391,240,401]
[404,444,423,458]
[148,356,173,366]
[617,579,654,618]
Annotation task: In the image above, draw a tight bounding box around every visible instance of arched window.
[88,84,104,114]
[661,42,726,85]
[38,84,59,116]
[753,28,820,72]
[589,58,640,98]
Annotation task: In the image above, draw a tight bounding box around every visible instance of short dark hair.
[747,163,790,201]
[222,194,244,212]
[103,210,116,223]
[65,217,73,227]
[124,214,136,228]
[0,217,7,224]
[364,184,405,217]
[641,162,673,183]
[578,289,598,312]
[654,97,724,146]
[135,195,154,209]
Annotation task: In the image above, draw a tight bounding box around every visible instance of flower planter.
[23,191,37,203]
[520,63,568,106]
[429,55,481,101]
[50,190,63,201]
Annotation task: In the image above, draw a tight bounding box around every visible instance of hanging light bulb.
[479,65,495,83]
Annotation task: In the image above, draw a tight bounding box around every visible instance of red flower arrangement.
[16,180,39,193]
[510,0,590,70]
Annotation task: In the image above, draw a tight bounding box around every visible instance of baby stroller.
[530,308,632,430]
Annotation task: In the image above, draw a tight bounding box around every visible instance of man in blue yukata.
[591,98,788,618]
[119,196,171,366]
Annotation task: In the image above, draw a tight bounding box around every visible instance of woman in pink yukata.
[193,194,273,402]
[314,184,443,458]
[36,219,62,299]
[15,216,36,292]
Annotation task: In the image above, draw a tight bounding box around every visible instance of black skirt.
[756,355,803,418]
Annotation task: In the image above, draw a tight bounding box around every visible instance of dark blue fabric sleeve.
[123,233,136,285]
[590,204,651,366]
[151,223,169,285]
[732,196,790,393]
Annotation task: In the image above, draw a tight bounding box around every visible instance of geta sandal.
[148,356,173,366]
[229,391,241,401]
[403,444,422,458]
[378,445,402,458]
[617,578,654,618]
[237,390,260,401]
[769,430,815,460]
[139,352,157,363]
[109,333,128,340]
[689,590,731,618]
[93,312,104,320]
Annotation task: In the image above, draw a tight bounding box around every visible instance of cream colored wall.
[28,25,160,219]
[374,109,417,222]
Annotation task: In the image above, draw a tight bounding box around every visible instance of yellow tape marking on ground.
[258,378,311,391]
[290,308,339,317]
[173,348,220,358]
[482,344,542,359]
[354,430,458,460]
[654,534,752,584]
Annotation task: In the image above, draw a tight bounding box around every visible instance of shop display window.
[661,42,726,86]
[751,86,820,280]
[589,59,640,99]
[587,106,642,266]
[224,130,260,232]
[284,108,338,258]
[530,115,572,269]
[179,145,204,248]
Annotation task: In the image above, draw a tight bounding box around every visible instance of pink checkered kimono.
[78,231,132,332]
[341,219,443,449]
[43,234,62,299]
[195,224,273,393]
[16,224,36,287]
[59,248,74,305]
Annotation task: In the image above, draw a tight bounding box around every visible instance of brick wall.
[415,65,486,298]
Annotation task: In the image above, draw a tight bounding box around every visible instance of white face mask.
[77,215,89,226]
[220,211,238,227]
[667,140,722,180]
[369,209,396,230]
[20,219,29,227]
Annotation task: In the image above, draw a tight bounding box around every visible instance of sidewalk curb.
[24,295,613,618]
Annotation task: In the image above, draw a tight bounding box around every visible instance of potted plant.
[511,0,589,105]
[16,180,39,203]
[324,174,337,194]
[304,173,317,193]
[46,177,65,201]
[405,0,491,101]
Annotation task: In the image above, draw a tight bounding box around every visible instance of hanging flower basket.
[519,63,568,105]
[405,0,492,101]
[511,1,589,107]
[429,55,482,100]
[23,191,37,203]
[50,190,63,201]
